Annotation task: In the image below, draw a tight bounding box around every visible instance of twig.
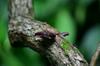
[90,43,100,66]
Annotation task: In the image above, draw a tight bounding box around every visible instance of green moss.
[60,39,71,54]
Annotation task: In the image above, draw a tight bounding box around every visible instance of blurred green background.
[0,0,100,66]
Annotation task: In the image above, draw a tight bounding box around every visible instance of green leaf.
[80,25,100,60]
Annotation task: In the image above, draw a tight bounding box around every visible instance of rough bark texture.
[8,0,88,66]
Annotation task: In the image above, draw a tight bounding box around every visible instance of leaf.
[80,25,100,60]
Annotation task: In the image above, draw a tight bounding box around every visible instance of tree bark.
[8,0,88,66]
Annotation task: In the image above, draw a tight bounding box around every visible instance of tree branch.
[90,43,100,66]
[8,0,88,66]
[9,0,33,19]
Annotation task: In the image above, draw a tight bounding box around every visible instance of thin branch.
[90,43,100,66]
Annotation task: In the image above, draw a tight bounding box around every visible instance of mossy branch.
[8,0,88,66]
